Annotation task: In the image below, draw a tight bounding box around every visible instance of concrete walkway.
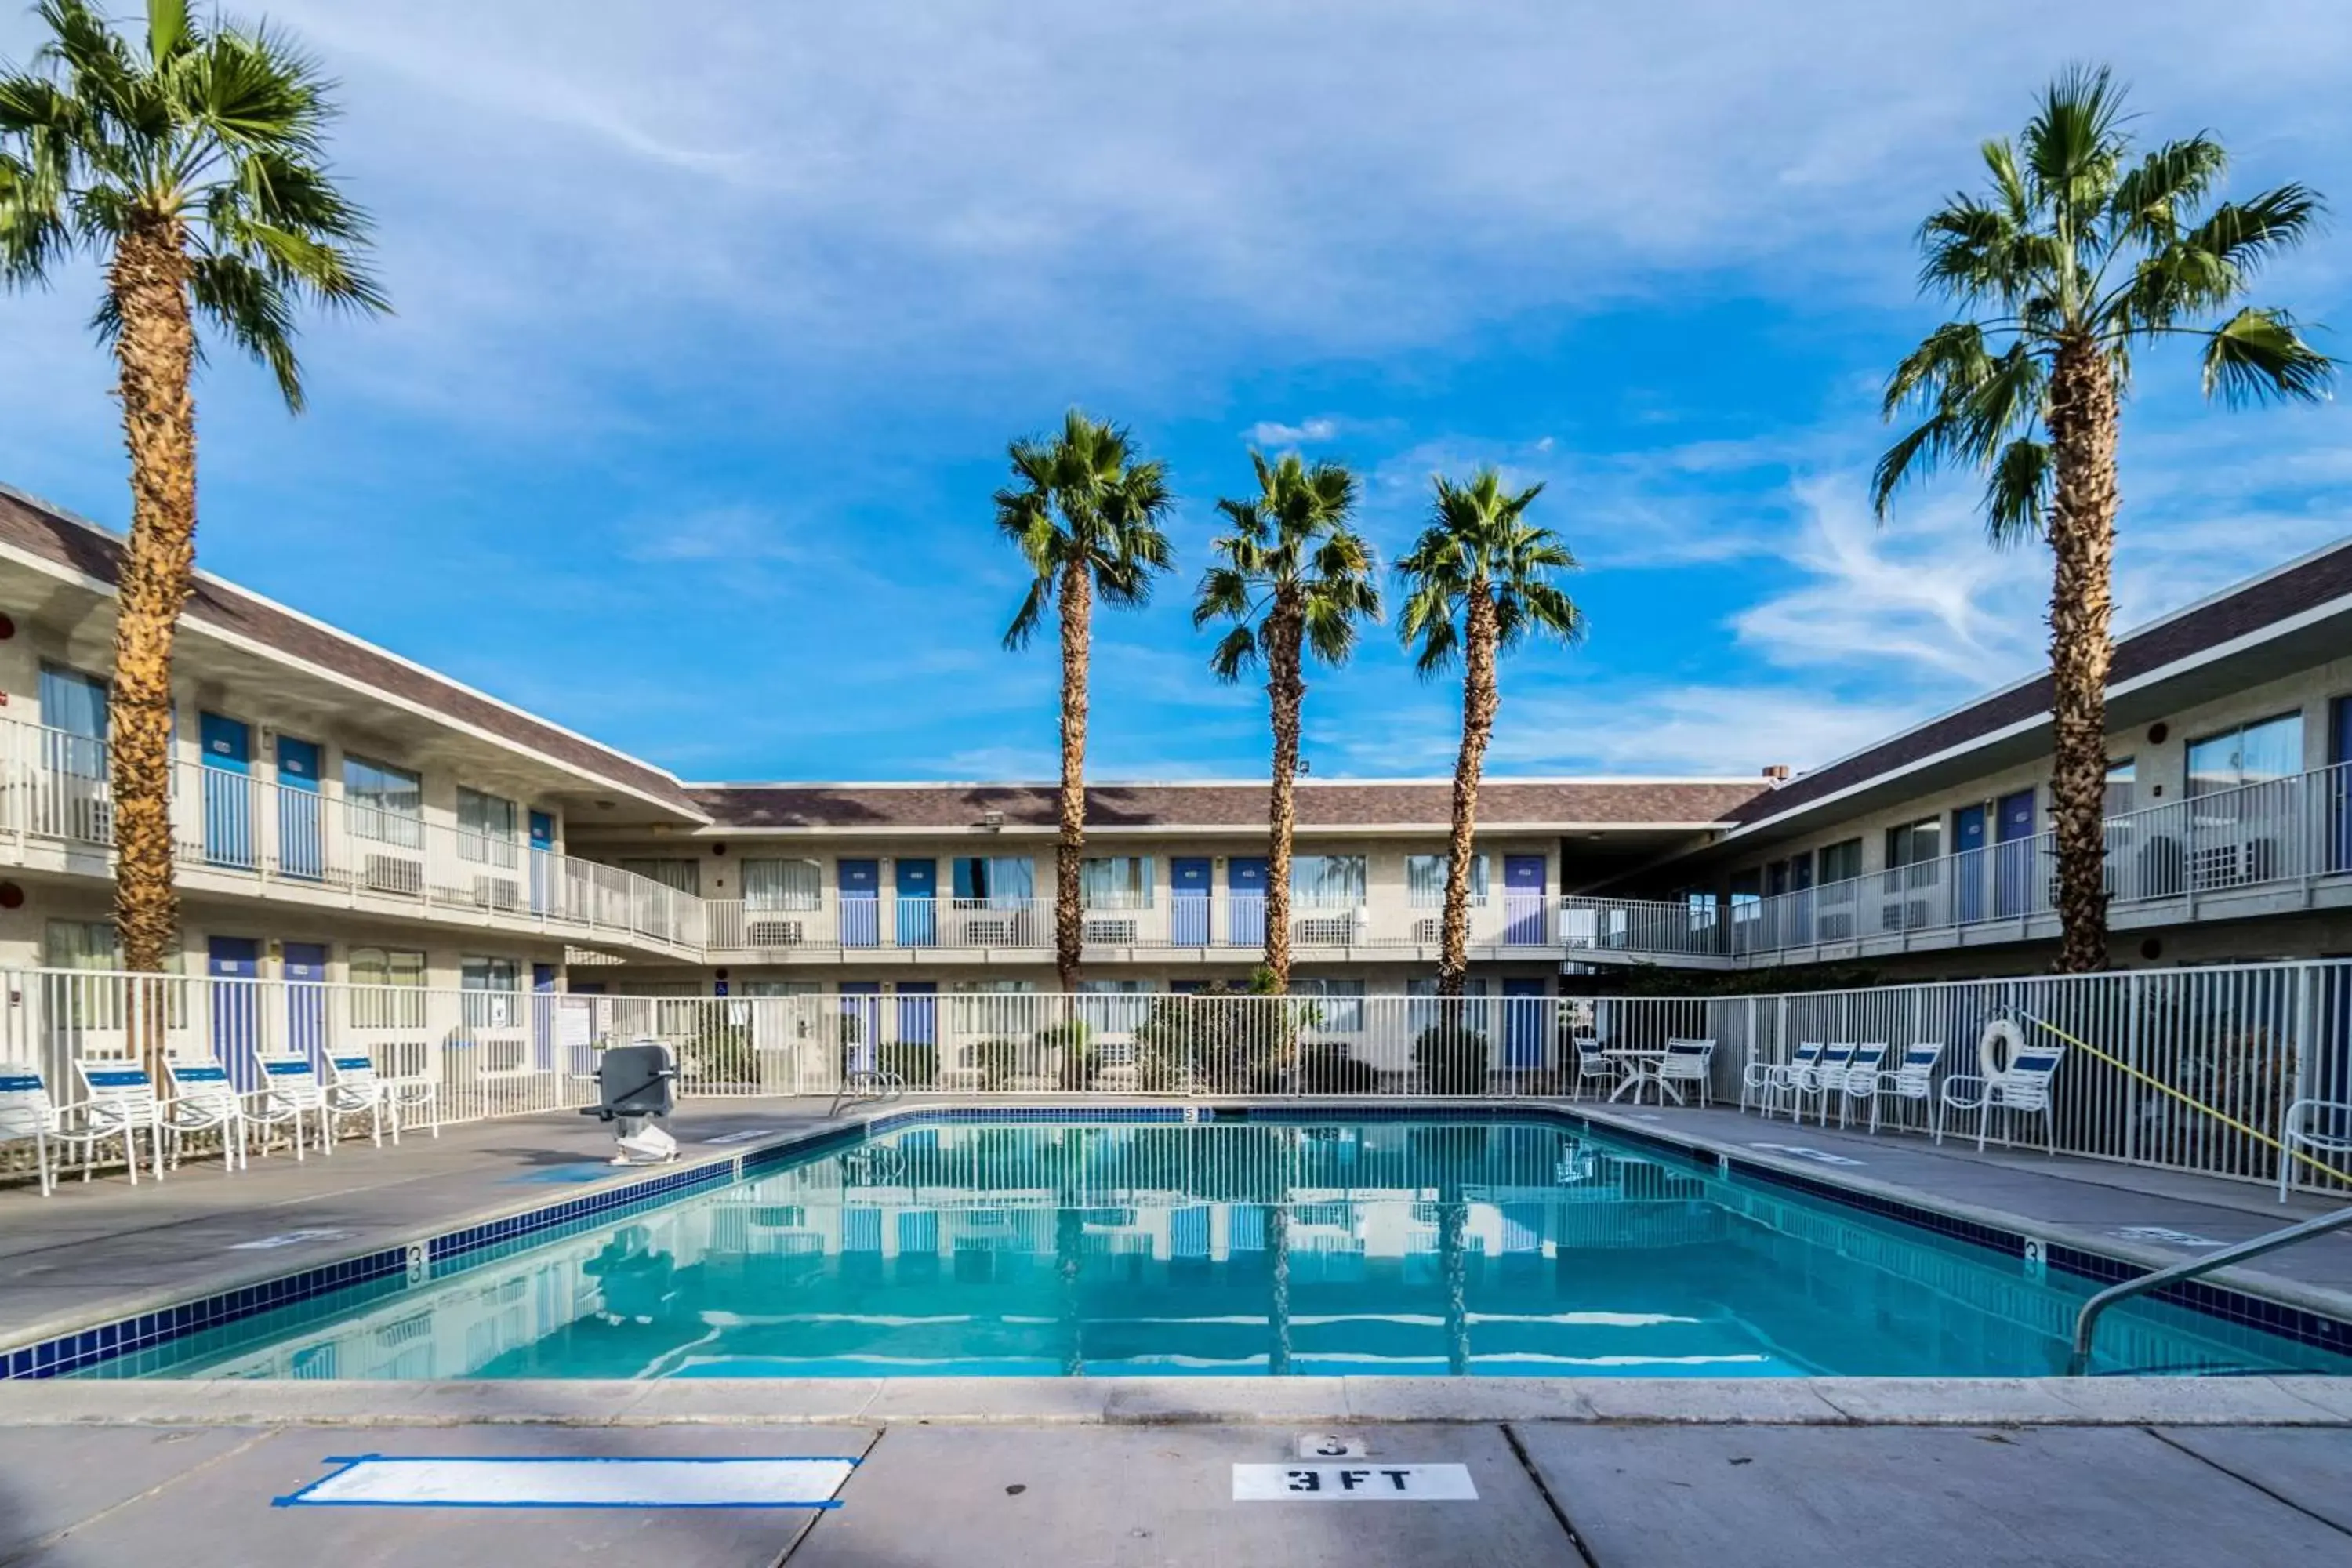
[1,1417,2347,1566]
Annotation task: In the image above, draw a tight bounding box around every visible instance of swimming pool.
[89,1114,2352,1380]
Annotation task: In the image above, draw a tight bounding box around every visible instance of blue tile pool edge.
[6,1098,2350,1380]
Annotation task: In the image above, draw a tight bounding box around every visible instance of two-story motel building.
[2,479,2347,1009]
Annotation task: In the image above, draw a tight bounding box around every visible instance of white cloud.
[1246,418,1340,446]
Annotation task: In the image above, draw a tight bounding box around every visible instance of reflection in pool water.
[124,1118,2352,1381]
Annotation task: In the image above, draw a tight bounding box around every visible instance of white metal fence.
[6,959,2350,1197]
[0,717,705,956]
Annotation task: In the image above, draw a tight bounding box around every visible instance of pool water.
[119,1117,2352,1380]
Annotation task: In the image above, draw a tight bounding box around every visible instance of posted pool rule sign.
[1232,1464,1479,1501]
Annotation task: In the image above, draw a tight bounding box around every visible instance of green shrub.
[1414,1022,1491,1094]
[1294,1044,1384,1094]
[970,1036,1038,1091]
[1033,1018,1098,1090]
[876,1040,937,1087]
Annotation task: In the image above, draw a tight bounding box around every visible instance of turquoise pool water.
[122,1117,2352,1380]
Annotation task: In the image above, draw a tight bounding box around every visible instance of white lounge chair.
[0,1066,62,1196]
[325,1053,399,1146]
[1657,1038,1716,1107]
[1742,1040,1820,1118]
[160,1058,249,1172]
[1868,1041,1945,1135]
[247,1053,330,1160]
[1835,1042,1890,1127]
[1940,1044,2064,1152]
[1791,1042,1855,1125]
[1570,1035,1622,1101]
[73,1060,164,1182]
[2278,1098,2352,1202]
[385,1070,441,1139]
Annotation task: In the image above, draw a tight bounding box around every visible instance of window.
[38,664,110,794]
[1817,839,1863,887]
[952,855,1035,904]
[43,919,118,970]
[1076,978,1152,1031]
[740,979,820,997]
[2104,757,2136,817]
[1886,818,1941,869]
[456,786,519,867]
[1406,853,1487,906]
[2188,713,2304,797]
[1080,855,1153,909]
[1291,855,1368,906]
[742,858,822,911]
[461,956,521,1029]
[347,756,423,849]
[350,946,427,1029]
[40,921,184,1029]
[620,858,701,897]
[1291,977,1367,1032]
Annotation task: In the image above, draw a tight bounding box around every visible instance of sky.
[1,1,2348,786]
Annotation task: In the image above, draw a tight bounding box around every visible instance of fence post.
[2288,963,2313,1193]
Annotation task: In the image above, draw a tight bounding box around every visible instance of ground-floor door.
[208,935,261,1088]
[840,982,883,1072]
[284,942,328,1068]
[1501,978,1547,1069]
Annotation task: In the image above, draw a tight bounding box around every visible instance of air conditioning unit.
[964,916,1020,946]
[1817,912,1854,942]
[1083,915,1139,944]
[1413,916,1442,944]
[746,919,806,947]
[364,853,424,896]
[1296,914,1356,946]
[471,875,521,912]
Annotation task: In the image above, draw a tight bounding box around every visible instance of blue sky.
[2,1,2348,784]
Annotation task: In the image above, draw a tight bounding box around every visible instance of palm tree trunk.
[1439,1195,1470,1376]
[1267,1197,1292,1376]
[107,220,198,1082]
[1439,590,1497,997]
[1054,559,1091,993]
[2045,339,2118,975]
[1263,601,1305,989]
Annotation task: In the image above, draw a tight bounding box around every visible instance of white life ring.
[1979,1017,2024,1080]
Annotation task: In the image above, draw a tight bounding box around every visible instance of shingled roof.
[692,779,1766,832]
[0,485,700,815]
[1733,535,2352,825]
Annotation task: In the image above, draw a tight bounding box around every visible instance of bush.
[1034,1018,1098,1090]
[1294,1043,1384,1094]
[1133,984,1298,1092]
[1414,1022,1491,1094]
[971,1036,1039,1091]
[875,1040,937,1087]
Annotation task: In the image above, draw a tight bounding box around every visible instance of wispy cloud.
[1246,417,1340,445]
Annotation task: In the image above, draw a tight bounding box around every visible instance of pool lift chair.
[579,1039,680,1166]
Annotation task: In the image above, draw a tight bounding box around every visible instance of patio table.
[1602,1047,1683,1105]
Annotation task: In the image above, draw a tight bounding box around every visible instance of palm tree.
[1194,452,1381,989]
[1874,66,2330,974]
[1396,469,1584,996]
[0,0,383,1027]
[996,410,1174,992]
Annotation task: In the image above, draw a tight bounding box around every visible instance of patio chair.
[385,1071,442,1139]
[1570,1035,1622,1101]
[1940,1044,2064,1152]
[1867,1041,1946,1136]
[0,1066,62,1196]
[325,1053,399,1147]
[2278,1098,2352,1202]
[1656,1038,1716,1108]
[73,1060,164,1183]
[1789,1042,1855,1125]
[1740,1040,1820,1119]
[159,1058,249,1173]
[247,1053,330,1160]
[1835,1042,1890,1127]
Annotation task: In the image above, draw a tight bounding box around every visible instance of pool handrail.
[2069,1202,2352,1374]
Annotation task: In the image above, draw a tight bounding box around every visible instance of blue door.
[1503,855,1547,944]
[1995,788,2036,918]
[199,713,253,869]
[208,936,262,1089]
[896,982,937,1054]
[275,737,324,880]
[840,982,882,1073]
[1955,804,1988,923]
[895,858,938,948]
[839,859,880,947]
[528,811,556,914]
[1501,977,1547,1069]
[532,963,557,1069]
[2330,695,2351,875]
[1171,857,1212,946]
[1228,857,1268,947]
[283,942,328,1069]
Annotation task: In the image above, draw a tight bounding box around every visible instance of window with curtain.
[620,857,702,896]
[38,663,110,785]
[1886,818,1941,868]
[2104,757,2136,817]
[1080,855,1154,909]
[350,946,427,1029]
[2188,713,2304,797]
[461,956,521,1029]
[742,858,822,910]
[41,921,183,1029]
[1405,853,1486,906]
[1291,977,1367,1031]
[347,755,424,849]
[456,786,519,866]
[952,855,1035,904]
[43,919,118,970]
[1292,855,1367,905]
[1076,978,1152,1031]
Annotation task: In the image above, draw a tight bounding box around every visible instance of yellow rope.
[2015,1009,2352,1189]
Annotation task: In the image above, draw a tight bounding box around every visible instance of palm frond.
[188,250,299,405]
[1984,437,2052,545]
[2201,307,2336,407]
[1206,623,1260,684]
[2109,135,2227,245]
[1000,573,1053,652]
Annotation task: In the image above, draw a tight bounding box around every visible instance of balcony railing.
[0,718,705,956]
